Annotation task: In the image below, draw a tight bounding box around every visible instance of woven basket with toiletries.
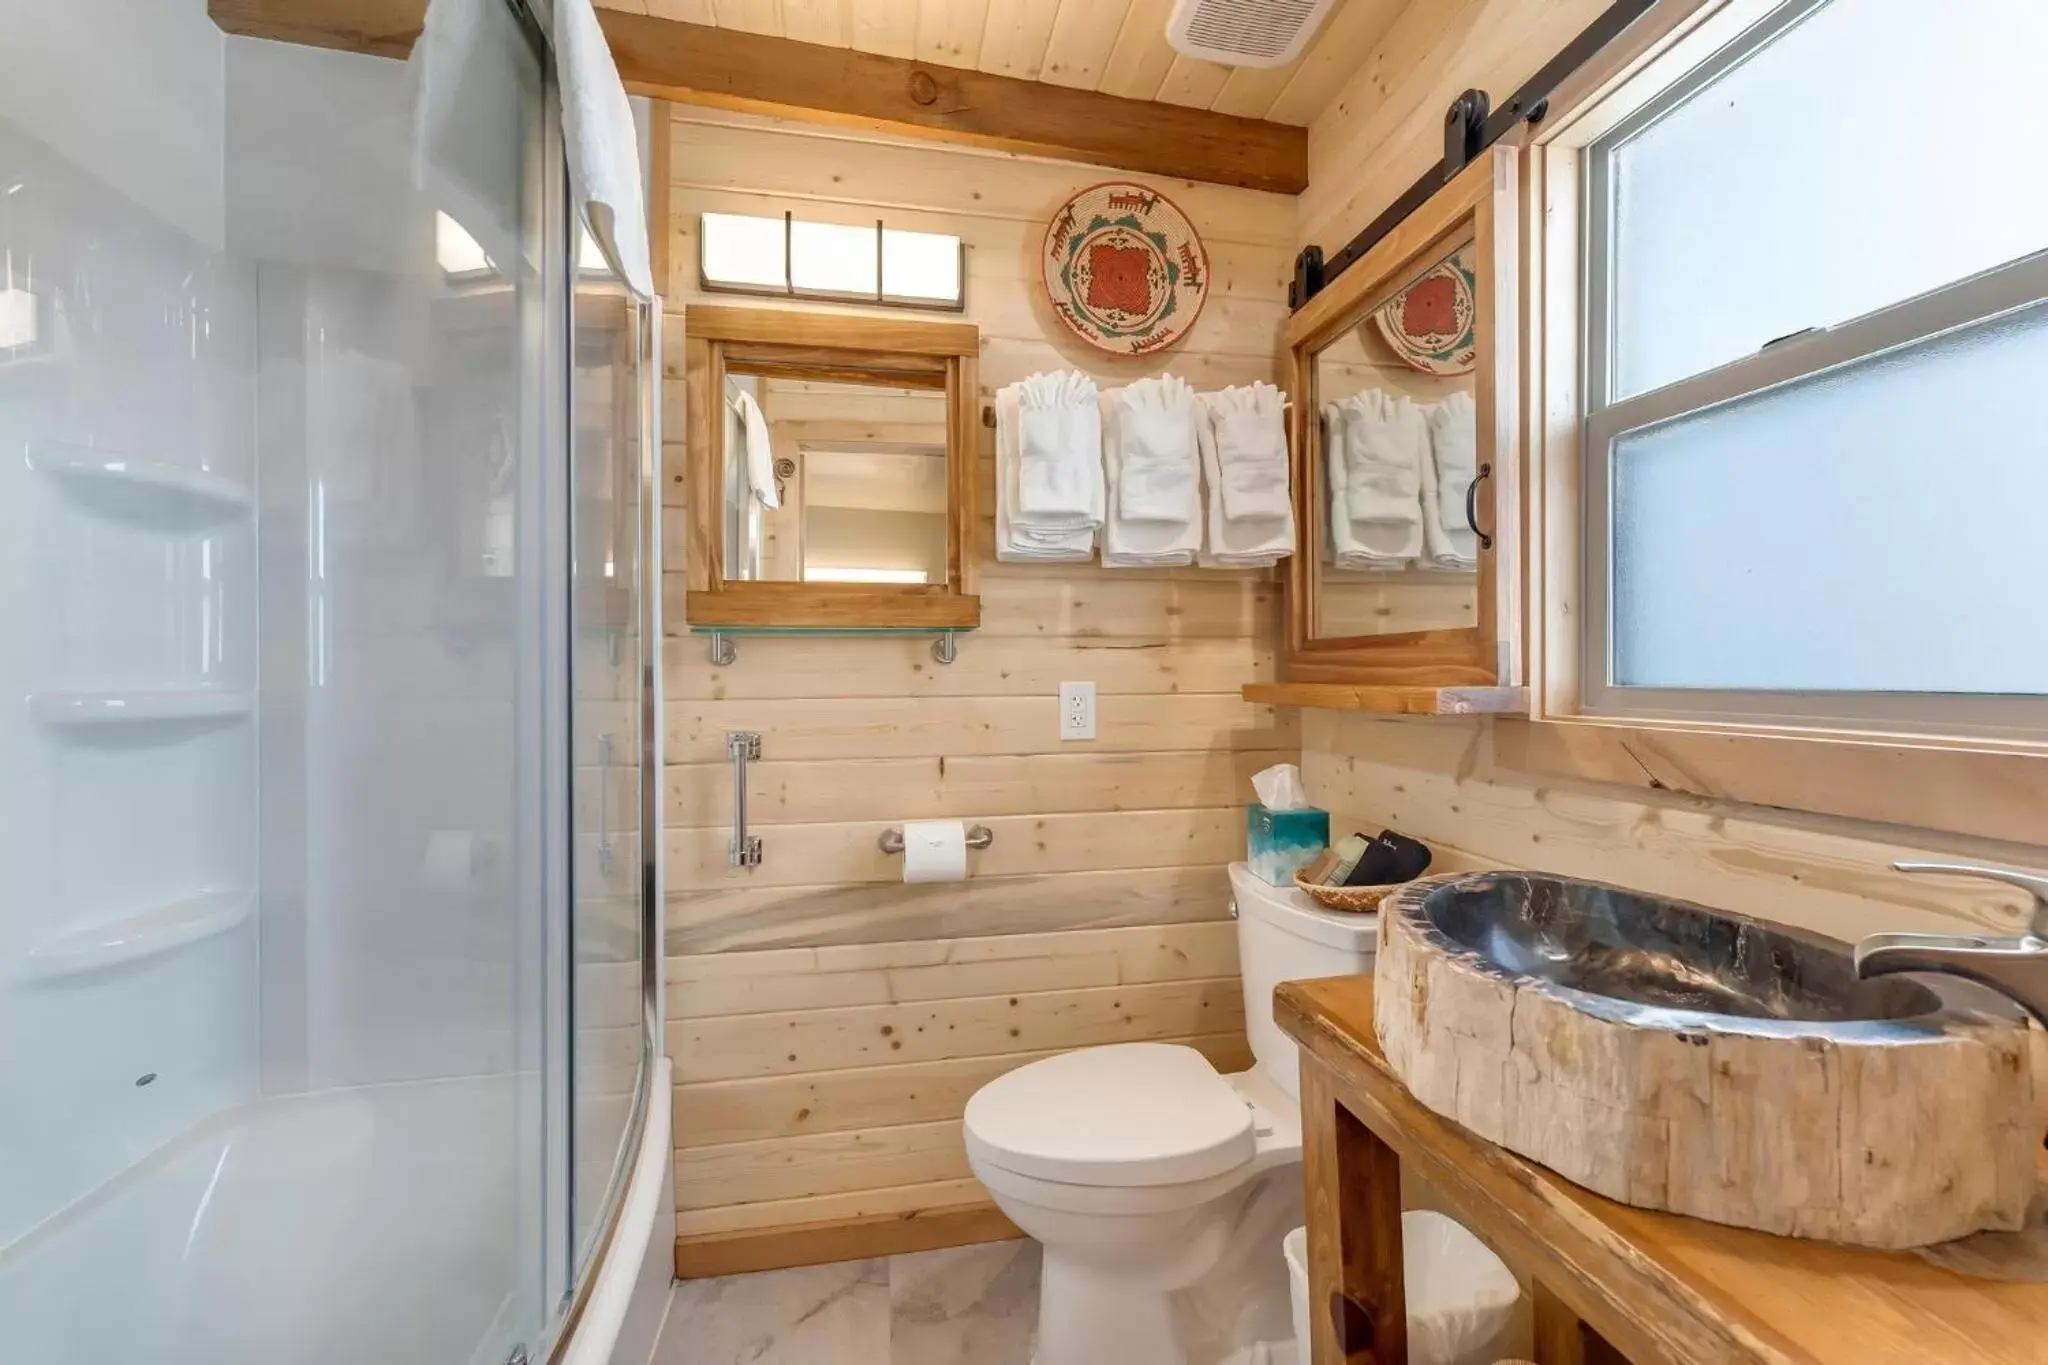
[1293,872,1401,913]
[1294,828,1433,914]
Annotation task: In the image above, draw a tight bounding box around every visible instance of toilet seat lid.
[963,1043,1255,1187]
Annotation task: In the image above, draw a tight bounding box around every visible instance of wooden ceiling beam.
[207,2,1308,194]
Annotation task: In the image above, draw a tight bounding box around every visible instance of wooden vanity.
[1279,974,2048,1365]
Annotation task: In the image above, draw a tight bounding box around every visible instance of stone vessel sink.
[1375,871,2039,1249]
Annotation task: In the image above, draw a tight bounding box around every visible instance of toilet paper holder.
[879,824,995,854]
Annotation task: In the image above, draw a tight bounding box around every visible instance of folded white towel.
[1423,392,1479,570]
[1015,370,1102,524]
[1340,390,1429,533]
[1323,399,1420,569]
[1101,379,1200,567]
[1113,376,1203,525]
[1196,388,1293,568]
[996,379,1099,562]
[552,0,655,299]
[1202,382,1292,525]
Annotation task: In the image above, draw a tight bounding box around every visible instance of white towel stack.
[996,372,1103,562]
[1422,392,1479,570]
[1195,383,1294,568]
[1324,391,1429,571]
[1101,377,1202,567]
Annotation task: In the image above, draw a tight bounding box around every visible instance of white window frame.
[1547,0,2048,743]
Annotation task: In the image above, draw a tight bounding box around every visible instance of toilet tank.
[1229,861,1378,1100]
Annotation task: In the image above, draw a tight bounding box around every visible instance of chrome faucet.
[1853,860,2048,1026]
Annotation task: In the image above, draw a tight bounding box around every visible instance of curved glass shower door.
[0,2,657,1362]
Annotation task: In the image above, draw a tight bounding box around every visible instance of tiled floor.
[652,1240,1041,1365]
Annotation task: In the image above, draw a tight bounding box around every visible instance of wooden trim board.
[674,1200,1020,1281]
[1244,683,1527,716]
[206,1,1309,193]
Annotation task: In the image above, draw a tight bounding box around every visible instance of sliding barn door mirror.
[1284,146,1519,687]
[681,305,980,630]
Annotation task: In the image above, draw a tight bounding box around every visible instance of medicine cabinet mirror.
[681,305,980,630]
[1279,146,1521,696]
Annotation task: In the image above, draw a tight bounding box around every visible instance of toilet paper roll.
[900,819,969,884]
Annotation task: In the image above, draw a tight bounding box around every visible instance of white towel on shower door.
[553,0,655,299]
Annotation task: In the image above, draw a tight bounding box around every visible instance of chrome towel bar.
[727,730,763,868]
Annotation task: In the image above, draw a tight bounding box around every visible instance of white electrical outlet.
[1059,681,1096,741]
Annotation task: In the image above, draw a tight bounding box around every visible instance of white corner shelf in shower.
[24,888,254,983]
[29,688,256,728]
[30,440,254,525]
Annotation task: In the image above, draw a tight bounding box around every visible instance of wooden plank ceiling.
[608,0,1410,127]
[210,0,1414,190]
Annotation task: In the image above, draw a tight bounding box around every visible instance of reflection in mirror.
[1311,237,1480,641]
[720,375,950,585]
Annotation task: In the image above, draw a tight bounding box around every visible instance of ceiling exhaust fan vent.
[1166,0,1338,69]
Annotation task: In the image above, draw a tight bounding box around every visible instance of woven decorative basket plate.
[1294,870,1398,913]
[1372,243,1477,376]
[1043,181,1209,356]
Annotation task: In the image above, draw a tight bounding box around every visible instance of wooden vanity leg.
[1533,1282,1628,1365]
[1301,1055,1407,1364]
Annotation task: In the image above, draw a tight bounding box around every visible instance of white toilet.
[963,862,1379,1365]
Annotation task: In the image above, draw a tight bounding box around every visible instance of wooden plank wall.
[1296,0,1612,253]
[1299,7,2048,940]
[656,106,1304,1260]
[1304,712,2047,943]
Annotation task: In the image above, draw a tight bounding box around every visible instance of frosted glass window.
[1603,0,2048,400]
[698,212,963,309]
[1610,304,2048,695]
[883,228,962,305]
[700,211,785,289]
[790,218,878,296]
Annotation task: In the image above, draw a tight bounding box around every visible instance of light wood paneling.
[665,108,1287,1268]
[607,11,1309,193]
[1299,0,1608,250]
[1302,711,2048,947]
[604,0,1409,126]
[670,920,1242,1016]
[676,1030,1254,1146]
[671,977,1246,1081]
[669,864,1238,954]
[674,1197,1019,1279]
[668,748,1290,826]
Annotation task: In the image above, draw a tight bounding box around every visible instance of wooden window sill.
[1242,683,1528,716]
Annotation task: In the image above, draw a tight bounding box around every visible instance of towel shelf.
[1242,683,1526,716]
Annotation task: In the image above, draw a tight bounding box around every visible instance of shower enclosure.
[0,2,663,1362]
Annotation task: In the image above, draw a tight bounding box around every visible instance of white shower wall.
[0,0,258,1244]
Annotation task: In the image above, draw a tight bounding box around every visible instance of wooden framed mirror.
[681,304,981,630]
[1280,147,1520,691]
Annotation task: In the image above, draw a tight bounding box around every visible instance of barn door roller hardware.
[1290,0,1658,311]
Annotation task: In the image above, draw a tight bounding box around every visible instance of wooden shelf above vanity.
[1242,682,1527,716]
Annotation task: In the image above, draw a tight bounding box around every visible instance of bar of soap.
[1328,833,1372,885]
[1300,847,1343,885]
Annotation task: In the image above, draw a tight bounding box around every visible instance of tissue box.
[1247,803,1330,886]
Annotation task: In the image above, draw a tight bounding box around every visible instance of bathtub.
[0,1065,672,1365]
